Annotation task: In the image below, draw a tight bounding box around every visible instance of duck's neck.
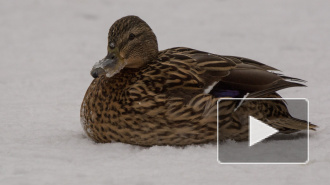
[97,68,140,98]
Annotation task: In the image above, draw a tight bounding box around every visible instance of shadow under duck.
[81,15,316,146]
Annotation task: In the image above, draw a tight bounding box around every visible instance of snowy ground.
[1,0,330,184]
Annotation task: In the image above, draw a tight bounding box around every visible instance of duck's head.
[91,16,158,78]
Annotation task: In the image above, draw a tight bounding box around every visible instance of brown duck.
[80,15,315,146]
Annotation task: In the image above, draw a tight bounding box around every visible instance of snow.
[1,0,330,184]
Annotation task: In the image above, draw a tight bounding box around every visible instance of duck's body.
[80,16,315,146]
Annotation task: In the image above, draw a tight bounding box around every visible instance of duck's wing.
[159,47,305,101]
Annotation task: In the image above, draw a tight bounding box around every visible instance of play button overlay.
[217,98,309,164]
[249,116,278,147]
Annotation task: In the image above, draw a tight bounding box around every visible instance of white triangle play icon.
[249,116,279,147]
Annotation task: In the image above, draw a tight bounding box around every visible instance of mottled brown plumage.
[80,15,315,146]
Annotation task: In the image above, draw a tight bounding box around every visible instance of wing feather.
[158,47,305,100]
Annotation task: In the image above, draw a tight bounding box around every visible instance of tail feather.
[247,80,306,98]
[266,117,317,134]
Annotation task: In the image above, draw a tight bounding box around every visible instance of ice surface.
[1,0,330,184]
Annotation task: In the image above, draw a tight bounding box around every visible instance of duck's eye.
[109,42,115,49]
[128,33,135,40]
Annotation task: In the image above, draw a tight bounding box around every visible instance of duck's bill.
[90,53,126,78]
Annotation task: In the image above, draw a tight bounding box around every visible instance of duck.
[80,15,316,146]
